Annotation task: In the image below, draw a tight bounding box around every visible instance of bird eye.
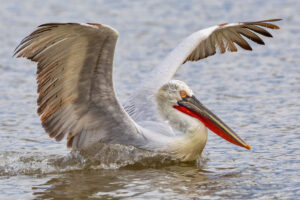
[179,90,187,98]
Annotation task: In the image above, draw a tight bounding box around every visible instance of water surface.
[0,0,299,199]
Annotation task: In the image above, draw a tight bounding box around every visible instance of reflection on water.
[31,163,247,199]
[1,0,300,199]
[33,167,208,199]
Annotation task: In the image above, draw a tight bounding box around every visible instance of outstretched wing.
[15,23,140,150]
[125,19,281,121]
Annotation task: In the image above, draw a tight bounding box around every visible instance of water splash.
[0,143,183,176]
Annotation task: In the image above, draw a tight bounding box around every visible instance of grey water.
[0,0,299,199]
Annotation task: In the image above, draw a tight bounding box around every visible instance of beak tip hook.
[245,144,251,150]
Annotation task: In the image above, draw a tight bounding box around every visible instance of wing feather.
[228,29,252,50]
[245,24,273,37]
[237,28,265,45]
[215,32,226,53]
[15,23,140,149]
[222,31,238,52]
[125,19,281,121]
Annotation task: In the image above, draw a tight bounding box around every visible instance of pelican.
[15,19,281,161]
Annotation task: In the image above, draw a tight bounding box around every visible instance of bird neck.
[157,103,208,161]
[157,101,203,133]
[170,121,208,161]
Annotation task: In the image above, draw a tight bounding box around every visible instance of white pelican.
[15,19,281,161]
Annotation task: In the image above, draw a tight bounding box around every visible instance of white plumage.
[15,19,281,161]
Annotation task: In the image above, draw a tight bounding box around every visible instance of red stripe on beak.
[173,105,250,150]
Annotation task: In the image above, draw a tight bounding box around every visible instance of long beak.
[174,96,250,150]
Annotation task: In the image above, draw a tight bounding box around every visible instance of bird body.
[15,19,281,161]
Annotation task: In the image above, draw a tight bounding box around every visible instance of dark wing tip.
[67,136,74,148]
[38,22,78,27]
[263,18,282,22]
[244,45,252,51]
[243,18,282,32]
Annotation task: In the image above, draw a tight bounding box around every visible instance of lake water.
[0,0,299,199]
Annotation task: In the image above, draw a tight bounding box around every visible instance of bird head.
[156,80,250,150]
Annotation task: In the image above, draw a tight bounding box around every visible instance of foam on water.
[0,144,185,176]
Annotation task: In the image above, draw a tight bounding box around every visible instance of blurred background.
[0,0,299,199]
